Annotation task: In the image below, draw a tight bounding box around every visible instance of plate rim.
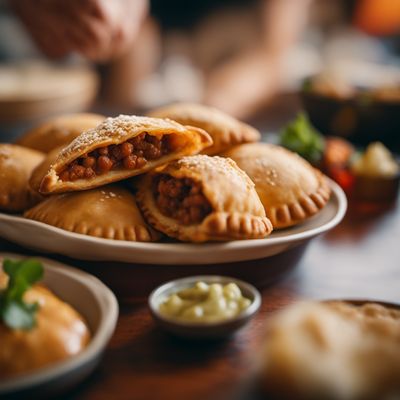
[0,179,347,257]
[0,253,118,394]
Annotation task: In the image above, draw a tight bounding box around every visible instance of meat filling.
[154,175,212,225]
[59,133,173,181]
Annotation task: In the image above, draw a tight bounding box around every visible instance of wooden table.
[1,199,399,400]
[2,97,399,399]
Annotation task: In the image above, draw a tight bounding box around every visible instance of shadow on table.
[0,238,309,302]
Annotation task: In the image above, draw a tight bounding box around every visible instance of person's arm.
[261,0,312,59]
[11,0,148,61]
[204,0,312,119]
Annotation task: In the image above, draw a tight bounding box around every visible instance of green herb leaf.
[0,258,44,330]
[280,112,325,163]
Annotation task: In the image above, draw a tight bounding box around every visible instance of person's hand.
[12,0,148,61]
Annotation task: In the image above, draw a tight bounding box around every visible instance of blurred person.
[0,0,153,115]
[149,0,313,118]
[5,0,397,121]
[10,0,148,62]
[3,0,313,119]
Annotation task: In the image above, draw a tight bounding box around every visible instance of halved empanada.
[136,155,273,242]
[40,115,212,194]
[24,185,159,242]
[0,144,44,212]
[16,113,105,153]
[222,143,331,228]
[147,103,260,155]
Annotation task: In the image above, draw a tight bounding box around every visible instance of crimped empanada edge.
[265,172,331,229]
[23,204,157,242]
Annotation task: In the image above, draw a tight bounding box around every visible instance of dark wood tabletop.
[1,98,399,400]
[2,197,398,400]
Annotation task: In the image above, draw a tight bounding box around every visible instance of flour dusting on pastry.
[39,115,212,194]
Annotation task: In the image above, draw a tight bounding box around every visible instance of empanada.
[261,301,400,399]
[147,103,260,155]
[0,144,44,212]
[29,146,64,194]
[136,155,272,242]
[24,185,159,242]
[40,115,212,194]
[16,113,105,153]
[222,143,331,228]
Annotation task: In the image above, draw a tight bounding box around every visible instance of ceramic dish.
[302,86,400,152]
[149,275,261,339]
[0,253,118,398]
[0,179,346,265]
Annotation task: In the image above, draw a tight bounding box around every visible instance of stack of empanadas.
[1,104,331,243]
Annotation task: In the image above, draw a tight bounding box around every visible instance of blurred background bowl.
[0,62,99,142]
[301,80,400,152]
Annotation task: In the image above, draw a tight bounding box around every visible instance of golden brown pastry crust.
[0,272,90,379]
[136,155,273,242]
[147,103,260,155]
[29,146,64,195]
[40,115,212,194]
[16,113,105,153]
[222,143,331,228]
[0,144,44,212]
[24,185,159,241]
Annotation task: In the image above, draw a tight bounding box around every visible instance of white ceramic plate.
[0,253,118,397]
[0,180,346,265]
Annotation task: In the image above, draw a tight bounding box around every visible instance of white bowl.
[0,253,118,398]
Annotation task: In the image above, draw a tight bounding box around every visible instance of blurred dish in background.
[351,142,400,204]
[301,62,400,151]
[0,62,98,143]
[0,62,98,123]
[279,113,400,205]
